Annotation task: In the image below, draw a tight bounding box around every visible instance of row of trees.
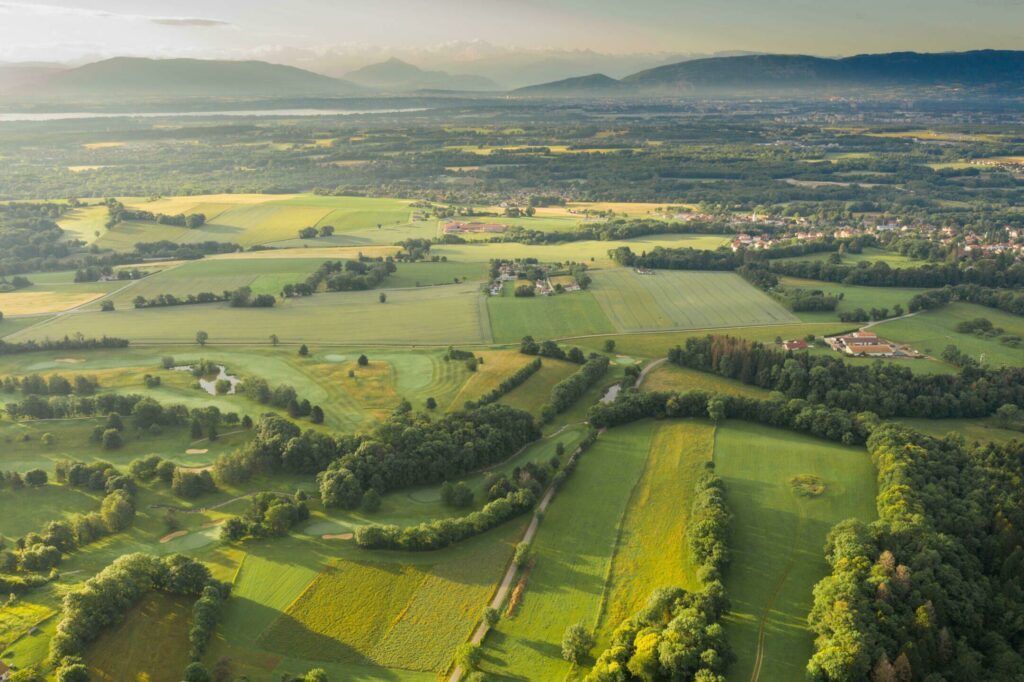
[908,282,1024,316]
[589,389,875,445]
[541,355,611,422]
[0,373,98,396]
[465,357,542,409]
[281,257,396,297]
[767,253,1024,289]
[133,285,275,309]
[354,488,536,551]
[0,335,128,356]
[667,334,1024,419]
[105,199,206,228]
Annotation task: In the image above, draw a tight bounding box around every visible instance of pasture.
[873,302,1024,368]
[594,421,714,648]
[487,286,615,343]
[589,269,799,331]
[713,421,877,682]
[480,421,655,680]
[640,362,773,398]
[96,195,414,250]
[6,282,493,345]
[779,276,928,323]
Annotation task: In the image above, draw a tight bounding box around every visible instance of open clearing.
[714,421,877,682]
[480,421,655,680]
[487,286,615,342]
[590,269,799,331]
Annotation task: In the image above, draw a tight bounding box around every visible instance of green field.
[774,246,917,267]
[594,421,714,648]
[481,421,655,680]
[96,195,415,250]
[7,282,492,345]
[714,422,877,682]
[591,269,799,331]
[640,362,774,398]
[84,592,193,682]
[487,285,615,342]
[779,276,928,323]
[873,301,1024,368]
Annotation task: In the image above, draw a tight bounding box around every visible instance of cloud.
[0,2,229,27]
[150,18,230,27]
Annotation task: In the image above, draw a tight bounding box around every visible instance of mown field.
[480,421,655,680]
[594,421,714,649]
[779,276,928,323]
[6,282,492,345]
[713,421,877,682]
[487,285,615,343]
[590,269,799,331]
[95,195,415,250]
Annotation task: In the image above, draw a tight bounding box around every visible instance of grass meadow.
[487,286,615,343]
[713,421,877,682]
[593,421,715,649]
[6,282,492,345]
[874,301,1024,368]
[480,421,655,680]
[590,269,799,331]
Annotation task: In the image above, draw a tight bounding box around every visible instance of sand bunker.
[185,448,209,455]
[55,357,86,364]
[324,354,347,362]
[160,530,189,543]
[322,533,354,541]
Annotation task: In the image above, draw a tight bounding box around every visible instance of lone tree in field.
[561,622,594,664]
[101,300,115,312]
[379,292,387,303]
[358,354,369,367]
[269,334,279,346]
[603,339,616,352]
[299,344,309,356]
[425,397,437,410]
[310,405,324,424]
[196,330,209,346]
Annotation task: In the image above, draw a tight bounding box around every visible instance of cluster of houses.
[824,331,921,358]
[443,221,508,235]
[488,262,518,295]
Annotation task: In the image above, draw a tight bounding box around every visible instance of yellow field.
[123,193,301,214]
[82,141,125,149]
[595,421,714,647]
[209,245,401,260]
[640,363,773,398]
[0,290,106,315]
[447,349,536,409]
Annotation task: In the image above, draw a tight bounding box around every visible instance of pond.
[173,364,241,396]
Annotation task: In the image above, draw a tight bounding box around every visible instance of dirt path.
[635,357,667,389]
[749,504,806,682]
[862,310,919,329]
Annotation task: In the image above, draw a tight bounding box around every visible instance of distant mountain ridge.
[14,57,363,101]
[514,50,1024,96]
[345,58,498,91]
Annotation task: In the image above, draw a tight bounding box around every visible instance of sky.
[1,0,1022,67]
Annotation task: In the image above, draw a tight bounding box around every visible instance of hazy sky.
[1,0,1022,65]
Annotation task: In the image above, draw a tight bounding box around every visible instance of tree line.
[464,357,542,410]
[541,355,611,422]
[667,334,1024,419]
[0,335,128,356]
[807,427,1024,681]
[133,285,275,309]
[908,282,1024,317]
[104,199,207,228]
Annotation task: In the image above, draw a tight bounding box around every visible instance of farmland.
[1,94,1021,682]
[714,422,877,682]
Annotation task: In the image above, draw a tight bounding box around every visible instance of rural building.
[443,221,507,234]
[0,661,10,681]
[825,331,915,357]
[782,339,809,350]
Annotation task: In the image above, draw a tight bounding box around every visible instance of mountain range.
[515,50,1024,96]
[344,58,498,92]
[3,50,1024,105]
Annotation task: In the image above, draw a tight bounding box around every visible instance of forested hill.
[15,57,364,101]
[516,50,1024,95]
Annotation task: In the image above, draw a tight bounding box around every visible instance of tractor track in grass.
[749,502,807,682]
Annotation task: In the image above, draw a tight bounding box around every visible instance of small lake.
[0,108,427,122]
[173,365,241,395]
